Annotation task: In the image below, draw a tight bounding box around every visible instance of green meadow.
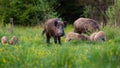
[0,25,120,68]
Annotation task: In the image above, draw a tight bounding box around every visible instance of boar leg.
[46,34,50,44]
[58,37,61,44]
[53,36,57,44]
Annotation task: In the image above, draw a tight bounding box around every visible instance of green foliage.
[103,25,116,40]
[83,5,92,18]
[0,25,120,67]
[106,0,120,24]
[0,0,115,26]
[0,0,58,26]
[106,6,115,23]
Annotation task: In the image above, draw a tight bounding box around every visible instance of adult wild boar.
[42,18,66,44]
[74,18,100,35]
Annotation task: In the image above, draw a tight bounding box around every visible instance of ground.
[0,24,119,68]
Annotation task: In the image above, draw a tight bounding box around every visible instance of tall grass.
[0,25,120,68]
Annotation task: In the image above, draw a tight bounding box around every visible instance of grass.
[0,25,120,68]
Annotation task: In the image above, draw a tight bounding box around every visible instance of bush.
[0,0,58,26]
[106,6,115,24]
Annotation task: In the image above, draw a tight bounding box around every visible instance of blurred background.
[0,0,118,27]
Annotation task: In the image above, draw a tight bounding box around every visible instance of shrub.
[0,0,58,26]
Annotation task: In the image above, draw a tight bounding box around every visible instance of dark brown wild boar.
[42,18,67,44]
[74,18,100,35]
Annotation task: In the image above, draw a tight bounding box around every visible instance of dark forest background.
[0,0,119,27]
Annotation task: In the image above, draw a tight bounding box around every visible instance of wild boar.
[65,32,90,42]
[89,32,98,41]
[94,31,107,42]
[1,36,8,44]
[9,36,18,45]
[42,18,66,44]
[74,18,100,35]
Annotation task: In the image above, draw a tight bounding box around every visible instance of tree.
[55,0,84,23]
[0,0,58,26]
[78,0,113,27]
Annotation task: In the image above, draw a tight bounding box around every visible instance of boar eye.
[56,24,60,27]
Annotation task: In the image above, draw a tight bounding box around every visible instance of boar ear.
[63,21,67,27]
[54,20,59,26]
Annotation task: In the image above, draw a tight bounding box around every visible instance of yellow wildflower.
[51,62,55,66]
[3,58,6,63]
[0,48,3,52]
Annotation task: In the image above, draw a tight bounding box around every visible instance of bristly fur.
[74,18,100,35]
[43,18,66,44]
